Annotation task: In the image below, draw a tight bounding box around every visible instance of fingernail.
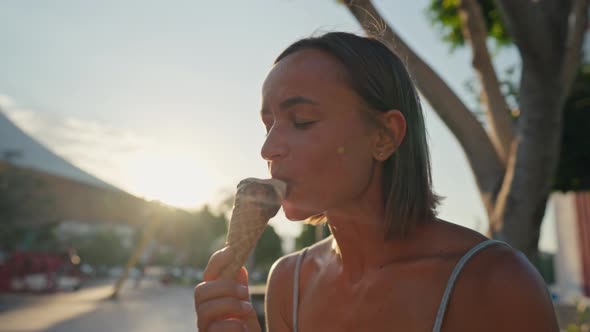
[240,301,253,313]
[238,285,249,297]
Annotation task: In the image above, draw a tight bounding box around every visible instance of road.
[0,279,197,332]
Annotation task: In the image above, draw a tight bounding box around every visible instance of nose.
[260,127,288,162]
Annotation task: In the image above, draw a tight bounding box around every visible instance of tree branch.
[458,0,514,164]
[491,63,564,255]
[342,0,504,203]
[562,0,589,98]
[495,0,571,75]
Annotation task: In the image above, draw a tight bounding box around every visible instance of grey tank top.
[291,239,509,332]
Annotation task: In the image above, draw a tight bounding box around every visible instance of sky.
[0,0,557,251]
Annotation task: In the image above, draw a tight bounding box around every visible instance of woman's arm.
[448,246,559,331]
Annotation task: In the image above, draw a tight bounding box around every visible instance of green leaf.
[425,0,511,51]
[567,323,580,332]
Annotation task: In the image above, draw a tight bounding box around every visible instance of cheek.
[330,142,375,193]
[292,132,374,203]
[281,155,374,221]
[325,126,374,177]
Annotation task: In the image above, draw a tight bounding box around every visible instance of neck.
[324,206,414,284]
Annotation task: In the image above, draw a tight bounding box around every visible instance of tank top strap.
[432,239,511,332]
[293,247,308,332]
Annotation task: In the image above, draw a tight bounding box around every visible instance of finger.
[242,303,262,332]
[204,247,233,281]
[196,298,254,331]
[204,248,250,284]
[208,320,246,332]
[194,280,250,308]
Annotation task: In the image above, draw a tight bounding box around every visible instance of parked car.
[0,250,84,293]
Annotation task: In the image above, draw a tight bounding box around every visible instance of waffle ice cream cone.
[219,178,287,280]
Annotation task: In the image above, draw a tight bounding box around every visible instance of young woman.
[194,32,559,332]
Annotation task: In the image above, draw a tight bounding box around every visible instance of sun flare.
[126,149,224,209]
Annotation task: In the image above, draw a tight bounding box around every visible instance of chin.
[282,200,319,221]
[283,208,311,222]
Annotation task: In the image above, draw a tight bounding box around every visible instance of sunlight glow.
[125,148,223,209]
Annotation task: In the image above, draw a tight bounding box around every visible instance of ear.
[372,110,406,161]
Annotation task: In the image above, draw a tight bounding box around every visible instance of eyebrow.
[261,96,319,115]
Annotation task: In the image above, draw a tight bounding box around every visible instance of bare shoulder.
[446,241,559,331]
[426,219,489,247]
[422,220,558,330]
[265,249,301,331]
[267,236,330,290]
[266,238,330,331]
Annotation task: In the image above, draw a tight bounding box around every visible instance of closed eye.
[294,121,316,129]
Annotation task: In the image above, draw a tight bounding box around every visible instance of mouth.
[270,175,291,199]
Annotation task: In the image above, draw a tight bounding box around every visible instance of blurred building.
[0,108,116,190]
[0,108,191,245]
[55,221,136,249]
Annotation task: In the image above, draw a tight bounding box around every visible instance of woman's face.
[260,49,379,221]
